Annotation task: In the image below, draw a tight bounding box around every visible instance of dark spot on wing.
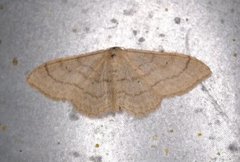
[118,106,122,111]
[111,53,116,58]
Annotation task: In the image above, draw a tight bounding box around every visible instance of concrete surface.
[0,0,240,161]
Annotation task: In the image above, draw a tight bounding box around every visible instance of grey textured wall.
[0,0,240,162]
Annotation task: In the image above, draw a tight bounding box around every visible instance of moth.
[27,47,211,117]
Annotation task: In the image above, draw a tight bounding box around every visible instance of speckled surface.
[0,0,240,162]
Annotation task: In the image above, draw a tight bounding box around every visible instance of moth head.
[109,47,123,58]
